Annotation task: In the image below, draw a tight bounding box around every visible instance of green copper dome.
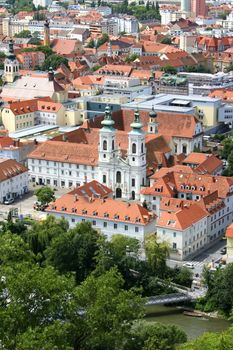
[130,109,143,129]
[101,105,115,127]
[149,106,157,119]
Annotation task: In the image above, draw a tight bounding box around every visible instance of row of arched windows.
[103,140,144,154]
[5,65,19,73]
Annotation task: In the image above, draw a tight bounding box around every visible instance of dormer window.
[93,211,98,216]
[185,185,190,190]
[180,184,184,189]
[72,208,77,213]
[200,186,205,191]
[82,209,87,214]
[104,212,109,218]
[61,206,66,211]
[191,185,196,191]
[125,215,130,221]
[114,214,119,219]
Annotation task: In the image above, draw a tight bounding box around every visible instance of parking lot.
[0,186,69,220]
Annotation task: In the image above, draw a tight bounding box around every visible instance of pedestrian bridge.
[146,293,192,306]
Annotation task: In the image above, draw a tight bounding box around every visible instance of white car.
[183,262,194,269]
[4,198,14,205]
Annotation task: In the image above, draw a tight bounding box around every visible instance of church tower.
[99,105,116,163]
[98,105,116,187]
[148,106,158,134]
[44,19,50,47]
[128,109,146,167]
[128,109,147,200]
[3,40,19,84]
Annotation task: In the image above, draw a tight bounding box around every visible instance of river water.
[145,305,231,339]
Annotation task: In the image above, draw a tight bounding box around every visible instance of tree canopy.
[35,186,55,205]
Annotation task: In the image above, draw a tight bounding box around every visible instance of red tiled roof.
[47,194,156,225]
[226,223,233,238]
[0,158,28,182]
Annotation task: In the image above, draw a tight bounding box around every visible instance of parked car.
[220,247,227,255]
[183,262,194,269]
[33,202,48,211]
[4,198,14,205]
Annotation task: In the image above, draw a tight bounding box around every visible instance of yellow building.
[225,223,233,264]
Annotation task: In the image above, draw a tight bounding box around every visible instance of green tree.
[226,150,233,176]
[127,321,187,350]
[179,328,233,350]
[15,30,32,38]
[35,186,55,205]
[161,65,177,74]
[26,215,68,262]
[226,62,233,72]
[160,37,172,44]
[75,267,143,350]
[125,53,139,62]
[221,137,233,160]
[46,221,99,283]
[41,54,69,70]
[87,38,95,48]
[173,266,193,287]
[0,263,76,350]
[144,234,169,276]
[0,232,34,266]
[96,33,109,48]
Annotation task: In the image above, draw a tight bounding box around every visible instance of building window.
[116,171,121,183]
[114,223,117,229]
[132,143,136,154]
[141,143,144,153]
[69,181,73,187]
[61,181,65,187]
[172,242,177,250]
[93,220,96,226]
[125,225,128,231]
[182,144,187,154]
[173,232,176,237]
[72,218,75,223]
[135,226,139,232]
[103,222,107,227]
[103,174,106,183]
[103,140,107,150]
[132,178,135,187]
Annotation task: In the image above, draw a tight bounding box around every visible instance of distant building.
[191,0,207,17]
[33,0,52,8]
[0,158,29,203]
[16,51,45,70]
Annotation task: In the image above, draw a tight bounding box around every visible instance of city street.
[167,239,227,274]
[0,186,69,221]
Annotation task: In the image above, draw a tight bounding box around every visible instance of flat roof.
[172,99,191,106]
[9,125,58,139]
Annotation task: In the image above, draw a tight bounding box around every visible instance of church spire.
[130,109,143,131]
[101,105,115,128]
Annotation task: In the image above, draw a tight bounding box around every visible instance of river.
[145,305,231,339]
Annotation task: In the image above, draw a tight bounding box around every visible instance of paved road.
[0,186,69,220]
[167,239,226,274]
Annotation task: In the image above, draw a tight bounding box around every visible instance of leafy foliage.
[35,186,55,205]
[15,30,32,38]
[161,65,177,74]
[41,54,69,70]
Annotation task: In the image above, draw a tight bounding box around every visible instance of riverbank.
[145,304,231,339]
[178,306,226,320]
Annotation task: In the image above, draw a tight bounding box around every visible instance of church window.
[6,66,8,72]
[182,144,187,154]
[132,143,136,154]
[9,66,11,73]
[141,143,144,153]
[103,175,106,183]
[103,140,107,150]
[116,171,121,183]
[150,127,153,132]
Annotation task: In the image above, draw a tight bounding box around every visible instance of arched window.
[112,139,114,150]
[13,66,15,73]
[132,143,136,154]
[6,66,8,72]
[9,66,11,73]
[103,140,107,151]
[103,175,106,183]
[182,144,187,154]
[131,191,135,200]
[116,171,121,183]
[141,143,144,153]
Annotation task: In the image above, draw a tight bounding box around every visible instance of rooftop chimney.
[48,67,54,82]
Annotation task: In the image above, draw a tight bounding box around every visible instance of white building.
[157,203,208,260]
[28,107,147,201]
[46,180,156,242]
[0,158,29,203]
[33,0,52,8]
[141,168,233,260]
